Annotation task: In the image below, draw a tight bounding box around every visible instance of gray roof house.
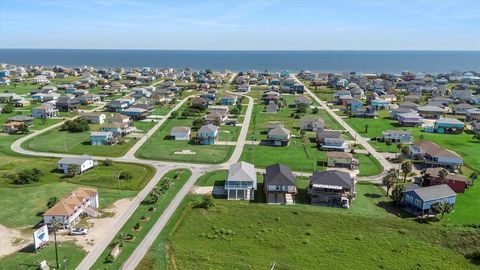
[264,164,297,205]
[57,155,96,174]
[225,161,257,201]
[268,126,291,146]
[308,170,355,208]
[300,117,325,131]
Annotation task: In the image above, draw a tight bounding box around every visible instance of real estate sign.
[33,225,49,250]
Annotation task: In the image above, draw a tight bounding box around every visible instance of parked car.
[341,197,350,209]
[70,227,88,235]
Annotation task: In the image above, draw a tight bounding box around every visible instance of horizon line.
[1,48,479,52]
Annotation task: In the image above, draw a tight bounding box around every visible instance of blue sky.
[0,0,479,50]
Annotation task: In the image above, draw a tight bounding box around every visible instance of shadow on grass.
[364,193,382,199]
[376,201,413,218]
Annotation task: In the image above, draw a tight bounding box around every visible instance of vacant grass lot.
[0,241,86,270]
[136,117,235,164]
[0,157,154,228]
[138,183,480,270]
[91,169,192,270]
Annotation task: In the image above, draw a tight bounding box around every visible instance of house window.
[415,199,421,206]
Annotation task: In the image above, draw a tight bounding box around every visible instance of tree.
[401,161,413,182]
[119,171,133,180]
[192,118,205,130]
[18,123,29,134]
[401,145,411,157]
[67,164,80,177]
[61,118,90,133]
[469,172,478,186]
[12,168,43,184]
[364,124,369,133]
[438,168,449,180]
[431,201,453,220]
[390,184,405,205]
[385,141,392,152]
[3,104,14,113]
[296,103,307,114]
[200,194,215,210]
[312,107,319,114]
[170,111,178,119]
[47,197,58,208]
[396,143,403,158]
[103,159,114,167]
[116,232,126,247]
[473,133,480,143]
[230,107,240,116]
[419,134,424,141]
[383,168,399,195]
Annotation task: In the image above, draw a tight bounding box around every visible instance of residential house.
[31,103,58,119]
[109,114,131,125]
[417,105,444,119]
[267,126,291,146]
[6,115,34,126]
[352,105,377,118]
[423,167,469,193]
[205,111,228,125]
[90,131,116,145]
[219,95,237,105]
[265,101,279,113]
[316,129,341,145]
[404,94,421,103]
[451,90,473,102]
[56,96,80,112]
[308,170,355,208]
[3,121,24,134]
[321,137,349,152]
[295,95,312,108]
[57,155,96,174]
[43,188,99,229]
[453,103,474,115]
[196,124,218,145]
[402,184,456,216]
[370,99,390,109]
[391,107,415,120]
[121,107,148,120]
[225,161,257,200]
[291,83,305,93]
[81,113,106,124]
[264,163,297,204]
[191,97,209,110]
[410,141,464,170]
[300,117,325,131]
[237,84,251,92]
[425,118,464,134]
[77,94,101,105]
[382,130,413,144]
[466,108,480,121]
[327,152,358,170]
[398,101,418,111]
[397,112,423,127]
[170,126,191,140]
[100,122,131,136]
[106,100,129,112]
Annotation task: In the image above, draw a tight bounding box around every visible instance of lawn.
[357,153,383,177]
[22,125,138,157]
[442,180,480,225]
[0,109,63,130]
[136,117,235,164]
[140,182,480,270]
[196,170,228,186]
[0,153,154,228]
[0,241,86,270]
[91,169,192,269]
[0,83,41,95]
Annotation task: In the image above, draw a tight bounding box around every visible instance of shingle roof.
[406,184,456,201]
[171,126,191,133]
[309,170,353,188]
[268,127,291,136]
[227,161,256,183]
[57,155,93,166]
[198,124,218,133]
[264,163,295,186]
[413,141,462,160]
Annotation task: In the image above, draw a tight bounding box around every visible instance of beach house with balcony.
[225,161,257,201]
[263,164,297,205]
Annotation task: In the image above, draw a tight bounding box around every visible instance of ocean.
[0,49,479,74]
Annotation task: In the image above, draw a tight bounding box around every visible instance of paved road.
[292,75,393,179]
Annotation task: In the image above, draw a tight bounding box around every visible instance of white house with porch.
[225,161,257,200]
[43,188,100,229]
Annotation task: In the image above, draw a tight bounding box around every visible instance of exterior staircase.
[83,206,101,217]
[285,194,294,205]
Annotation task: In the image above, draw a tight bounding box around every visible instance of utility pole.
[52,218,59,269]
[64,134,67,152]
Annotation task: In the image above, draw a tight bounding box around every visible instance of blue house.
[426,118,465,134]
[0,70,11,77]
[370,99,390,109]
[196,124,218,145]
[280,70,289,78]
[291,83,305,93]
[403,184,456,216]
[121,107,148,120]
[220,95,237,105]
[271,79,281,86]
[347,100,363,113]
[90,131,115,145]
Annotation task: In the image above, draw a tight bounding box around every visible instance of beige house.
[300,117,325,131]
[327,152,358,170]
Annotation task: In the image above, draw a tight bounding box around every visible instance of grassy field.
[22,126,137,157]
[91,169,192,269]
[357,154,383,177]
[136,117,235,164]
[196,170,228,186]
[0,241,86,270]
[137,182,480,270]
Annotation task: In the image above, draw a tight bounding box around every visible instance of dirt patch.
[0,224,29,258]
[57,198,132,252]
